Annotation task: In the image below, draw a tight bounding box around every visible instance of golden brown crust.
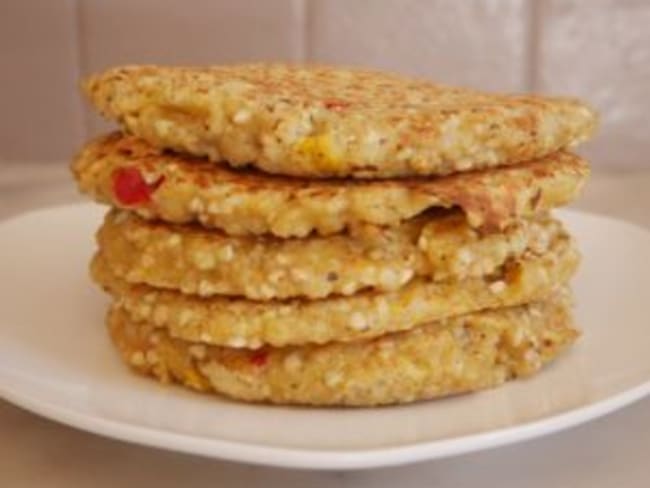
[72,133,589,237]
[97,208,566,300]
[84,63,597,179]
[107,294,579,406]
[92,235,580,348]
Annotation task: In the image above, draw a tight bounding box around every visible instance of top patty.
[84,63,598,178]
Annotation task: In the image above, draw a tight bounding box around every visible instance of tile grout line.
[71,0,89,142]
[294,0,308,62]
[525,0,542,93]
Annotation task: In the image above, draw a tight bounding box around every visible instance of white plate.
[1,204,649,470]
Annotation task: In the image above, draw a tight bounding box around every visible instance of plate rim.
[2,375,649,470]
[1,203,650,470]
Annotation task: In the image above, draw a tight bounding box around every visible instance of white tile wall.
[307,0,529,91]
[0,0,84,161]
[536,0,650,169]
[0,0,646,169]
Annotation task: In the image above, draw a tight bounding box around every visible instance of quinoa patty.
[107,292,578,406]
[85,63,597,179]
[97,208,567,300]
[92,234,579,348]
[73,133,589,237]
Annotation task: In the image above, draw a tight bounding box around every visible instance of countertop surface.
[1,162,649,488]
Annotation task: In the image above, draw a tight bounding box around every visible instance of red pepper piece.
[112,167,164,205]
[249,350,269,367]
[323,99,350,111]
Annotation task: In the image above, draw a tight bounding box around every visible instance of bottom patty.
[107,291,578,407]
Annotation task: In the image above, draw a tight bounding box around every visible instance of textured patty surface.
[92,234,579,348]
[98,209,566,300]
[84,64,597,178]
[73,133,589,237]
[107,293,578,406]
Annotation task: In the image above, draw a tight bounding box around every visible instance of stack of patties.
[72,64,597,406]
